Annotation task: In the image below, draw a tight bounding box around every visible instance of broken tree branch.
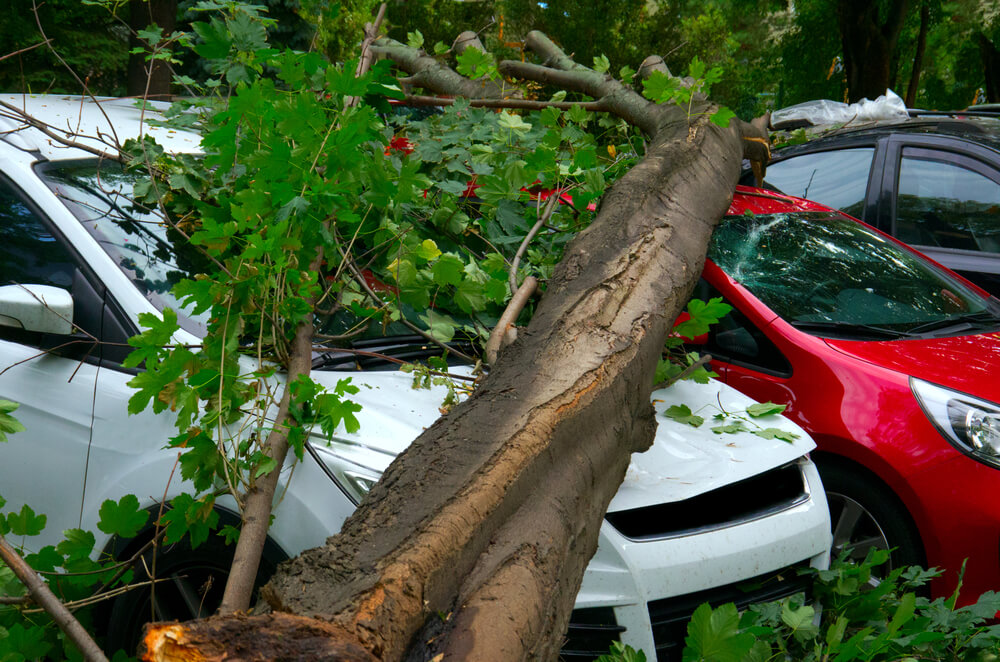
[0,533,108,662]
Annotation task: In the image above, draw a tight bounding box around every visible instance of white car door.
[0,173,107,547]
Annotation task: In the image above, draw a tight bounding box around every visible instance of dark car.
[740,112,1000,294]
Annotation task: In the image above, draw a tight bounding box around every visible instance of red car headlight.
[912,377,1000,468]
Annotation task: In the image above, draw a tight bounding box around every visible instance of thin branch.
[485,276,538,366]
[652,354,713,391]
[0,534,108,662]
[31,0,120,147]
[345,3,388,108]
[0,39,51,64]
[509,193,559,296]
[0,100,122,161]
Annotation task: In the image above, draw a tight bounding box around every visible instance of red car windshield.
[709,211,1000,338]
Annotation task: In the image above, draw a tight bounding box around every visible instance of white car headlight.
[911,377,1000,468]
[307,437,387,505]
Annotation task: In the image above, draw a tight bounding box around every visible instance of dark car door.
[876,134,1000,294]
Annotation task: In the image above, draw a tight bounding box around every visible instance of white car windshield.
[37,160,210,334]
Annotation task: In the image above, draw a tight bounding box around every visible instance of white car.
[0,95,831,660]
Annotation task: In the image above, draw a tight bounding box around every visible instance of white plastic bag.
[771,89,908,128]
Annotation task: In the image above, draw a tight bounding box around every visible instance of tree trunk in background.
[905,2,929,107]
[838,0,910,102]
[142,31,770,662]
[127,0,177,99]
[981,33,1000,103]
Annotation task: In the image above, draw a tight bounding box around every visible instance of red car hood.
[824,331,1000,403]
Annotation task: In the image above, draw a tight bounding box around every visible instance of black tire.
[102,535,278,655]
[817,460,925,577]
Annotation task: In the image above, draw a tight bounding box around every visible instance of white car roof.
[0,94,200,160]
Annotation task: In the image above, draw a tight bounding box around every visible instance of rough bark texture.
[127,0,177,100]
[143,30,766,662]
[981,33,1000,103]
[838,0,910,103]
[905,2,930,108]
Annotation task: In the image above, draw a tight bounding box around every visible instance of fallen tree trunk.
[144,30,767,662]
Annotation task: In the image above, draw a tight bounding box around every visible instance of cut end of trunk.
[141,614,378,662]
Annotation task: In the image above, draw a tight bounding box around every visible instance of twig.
[336,244,476,363]
[345,3,388,108]
[31,0,120,147]
[0,100,122,161]
[0,39,51,64]
[652,354,713,391]
[0,533,108,662]
[485,276,538,365]
[509,193,559,296]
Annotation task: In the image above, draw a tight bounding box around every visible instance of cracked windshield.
[709,211,1000,339]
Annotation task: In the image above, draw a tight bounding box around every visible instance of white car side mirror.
[0,284,74,335]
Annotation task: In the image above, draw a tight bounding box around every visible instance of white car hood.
[311,370,814,511]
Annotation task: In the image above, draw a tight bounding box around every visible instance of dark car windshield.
[37,160,211,334]
[709,211,1000,339]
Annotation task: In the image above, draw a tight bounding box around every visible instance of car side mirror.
[0,284,74,335]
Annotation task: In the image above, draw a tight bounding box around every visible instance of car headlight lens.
[911,377,1000,467]
[308,437,387,505]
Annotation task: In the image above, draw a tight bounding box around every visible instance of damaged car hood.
[310,370,815,512]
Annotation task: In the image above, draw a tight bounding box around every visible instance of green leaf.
[745,402,787,418]
[432,254,466,287]
[414,239,442,262]
[497,110,532,134]
[406,30,424,49]
[0,400,24,442]
[752,428,799,442]
[420,310,457,343]
[711,422,747,435]
[56,529,96,561]
[97,495,150,539]
[664,404,704,428]
[6,504,45,537]
[642,70,682,105]
[592,54,611,73]
[682,602,755,662]
[710,106,737,128]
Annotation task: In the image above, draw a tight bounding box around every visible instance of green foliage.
[672,551,1000,662]
[656,297,731,386]
[0,401,25,443]
[596,641,646,662]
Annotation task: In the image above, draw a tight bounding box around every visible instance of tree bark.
[143,30,767,662]
[905,2,930,107]
[838,0,911,102]
[980,33,1000,103]
[127,0,177,100]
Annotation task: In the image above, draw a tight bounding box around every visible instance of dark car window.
[708,211,996,338]
[0,176,76,290]
[689,279,791,377]
[895,150,1000,253]
[761,148,874,219]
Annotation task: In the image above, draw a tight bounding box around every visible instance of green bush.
[602,550,1000,662]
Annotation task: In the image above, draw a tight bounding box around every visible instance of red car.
[697,186,1000,599]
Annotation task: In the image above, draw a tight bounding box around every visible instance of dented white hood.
[311,370,814,510]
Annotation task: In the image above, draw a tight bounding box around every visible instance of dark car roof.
[772,115,1000,156]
